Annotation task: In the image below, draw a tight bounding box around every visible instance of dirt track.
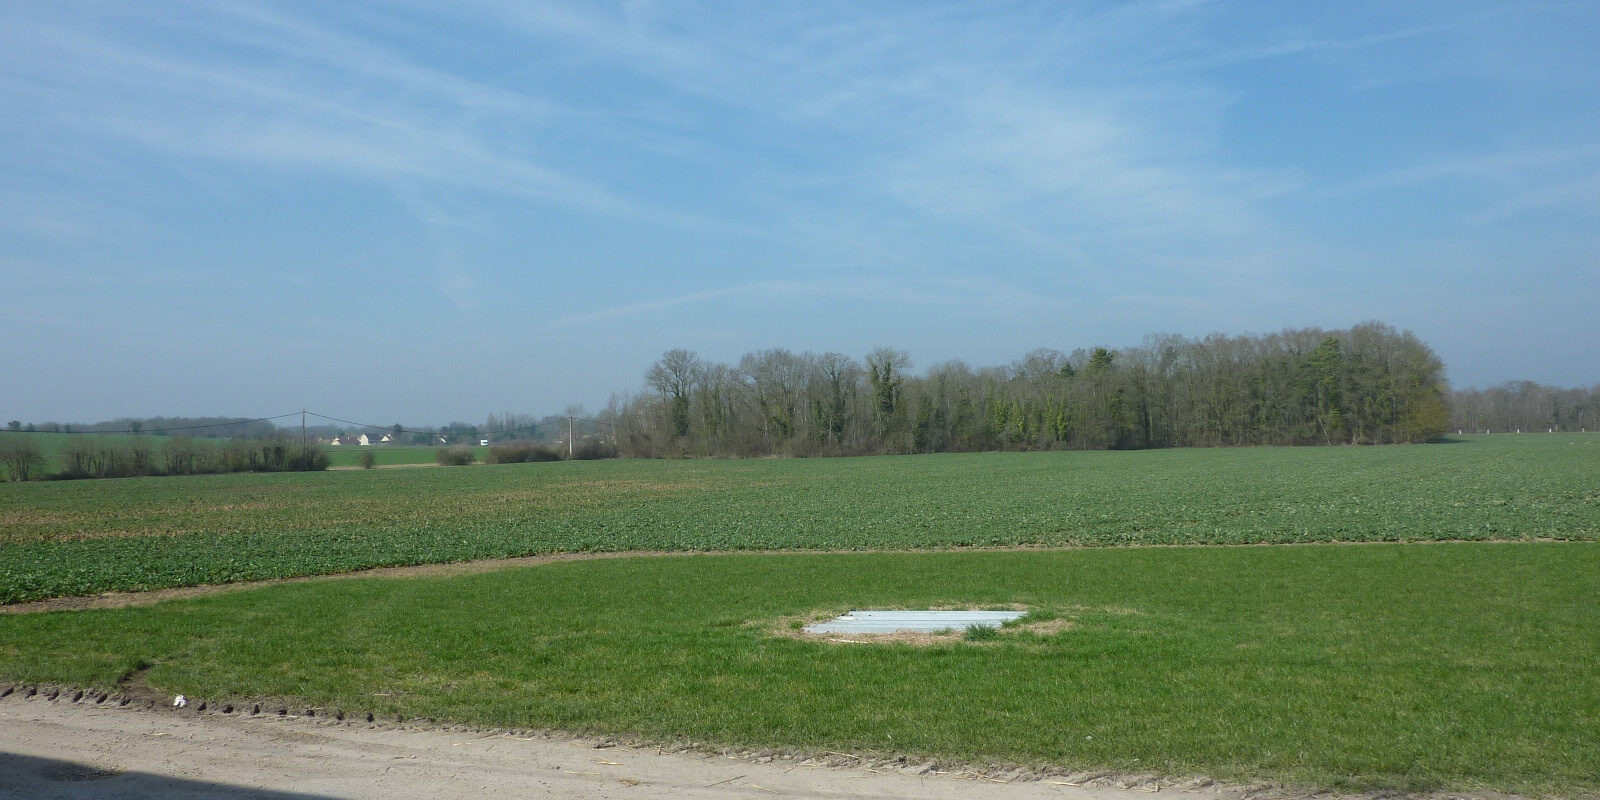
[4,540,1567,616]
[0,694,1193,800]
[0,551,661,614]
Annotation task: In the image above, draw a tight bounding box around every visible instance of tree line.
[605,323,1454,458]
[1449,381,1600,433]
[2,416,280,439]
[0,436,328,482]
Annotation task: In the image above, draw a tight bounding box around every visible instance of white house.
[331,433,393,446]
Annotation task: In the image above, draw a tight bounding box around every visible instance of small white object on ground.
[173,695,187,708]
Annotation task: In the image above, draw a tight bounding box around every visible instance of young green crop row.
[1,434,1596,603]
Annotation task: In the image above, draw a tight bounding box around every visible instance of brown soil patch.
[554,479,719,493]
[1015,617,1076,635]
[0,509,91,526]
[3,539,1586,616]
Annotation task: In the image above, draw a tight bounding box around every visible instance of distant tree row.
[606,323,1452,458]
[1,416,278,439]
[479,411,602,445]
[0,436,327,482]
[1449,381,1600,433]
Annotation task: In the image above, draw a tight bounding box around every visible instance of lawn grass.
[1,544,1594,795]
[1,434,1596,603]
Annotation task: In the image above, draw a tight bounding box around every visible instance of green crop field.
[2,545,1596,794]
[2,435,1598,794]
[1,434,1596,603]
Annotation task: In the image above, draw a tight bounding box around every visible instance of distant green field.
[323,444,488,468]
[1,434,1595,603]
[2,545,1595,794]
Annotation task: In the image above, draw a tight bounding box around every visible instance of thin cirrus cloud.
[465,1,1288,245]
[1319,142,1600,220]
[7,1,1320,276]
[2,13,628,216]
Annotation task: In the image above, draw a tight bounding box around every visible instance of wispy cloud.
[1,12,630,214]
[1170,23,1445,71]
[545,283,811,329]
[1467,171,1600,224]
[1,0,1321,284]
[1328,143,1600,195]
[1319,142,1600,226]
[543,270,1062,332]
[458,0,1319,282]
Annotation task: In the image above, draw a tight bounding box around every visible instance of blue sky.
[4,1,1597,424]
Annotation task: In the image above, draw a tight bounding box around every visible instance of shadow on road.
[0,752,342,800]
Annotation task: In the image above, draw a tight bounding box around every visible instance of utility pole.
[568,415,574,459]
[301,410,307,470]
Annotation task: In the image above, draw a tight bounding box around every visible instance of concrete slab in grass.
[805,610,1025,635]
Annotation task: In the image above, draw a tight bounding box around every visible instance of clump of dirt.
[114,664,168,707]
[1014,617,1075,635]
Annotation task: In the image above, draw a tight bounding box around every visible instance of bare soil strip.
[0,551,662,614]
[2,539,1582,615]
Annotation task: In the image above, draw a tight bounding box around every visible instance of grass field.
[2,434,1596,603]
[1,544,1595,794]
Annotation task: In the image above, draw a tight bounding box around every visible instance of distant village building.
[329,432,396,446]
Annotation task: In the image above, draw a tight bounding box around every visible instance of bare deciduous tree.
[0,437,44,481]
[616,325,1464,458]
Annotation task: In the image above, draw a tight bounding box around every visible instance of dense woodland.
[606,323,1456,458]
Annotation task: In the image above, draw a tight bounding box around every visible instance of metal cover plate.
[804,610,1026,634]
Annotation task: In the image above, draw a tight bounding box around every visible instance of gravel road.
[0,693,1179,800]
